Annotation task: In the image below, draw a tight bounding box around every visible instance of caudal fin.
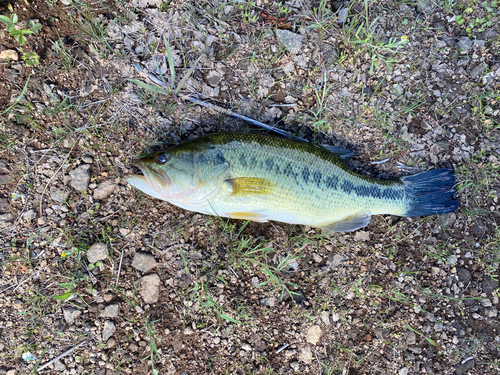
[401,169,459,217]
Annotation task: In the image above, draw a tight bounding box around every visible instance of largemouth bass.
[125,133,459,232]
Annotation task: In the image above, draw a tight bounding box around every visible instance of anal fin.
[226,211,268,223]
[320,212,372,232]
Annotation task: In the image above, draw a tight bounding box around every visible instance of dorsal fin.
[320,144,358,160]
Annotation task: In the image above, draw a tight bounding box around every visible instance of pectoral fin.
[320,212,371,232]
[226,211,268,222]
[225,177,273,196]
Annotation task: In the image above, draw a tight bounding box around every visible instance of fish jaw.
[124,173,168,202]
[133,160,171,193]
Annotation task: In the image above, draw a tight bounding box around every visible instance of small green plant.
[455,1,498,37]
[22,52,40,66]
[0,14,42,46]
[0,13,17,32]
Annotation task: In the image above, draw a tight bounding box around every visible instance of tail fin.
[401,169,459,217]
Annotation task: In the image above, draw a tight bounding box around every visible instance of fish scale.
[125,132,459,232]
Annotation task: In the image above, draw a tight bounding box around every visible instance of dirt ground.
[0,0,499,374]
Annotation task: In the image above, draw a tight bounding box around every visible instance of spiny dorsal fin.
[320,212,371,232]
[320,144,358,160]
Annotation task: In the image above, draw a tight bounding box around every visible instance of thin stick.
[38,134,82,217]
[116,245,126,287]
[37,340,87,372]
[146,73,307,143]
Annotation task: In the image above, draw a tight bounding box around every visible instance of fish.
[125,132,459,232]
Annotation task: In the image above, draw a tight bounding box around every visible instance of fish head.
[125,148,197,201]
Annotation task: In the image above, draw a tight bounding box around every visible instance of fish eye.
[156,153,168,164]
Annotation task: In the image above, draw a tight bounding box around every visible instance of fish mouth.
[126,160,171,193]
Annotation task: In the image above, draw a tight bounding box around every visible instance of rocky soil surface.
[0,0,499,374]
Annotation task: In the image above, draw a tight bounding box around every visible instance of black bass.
[125,133,459,232]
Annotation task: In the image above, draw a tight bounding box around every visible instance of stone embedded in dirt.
[482,276,499,294]
[354,231,370,241]
[298,347,313,364]
[205,71,222,87]
[440,212,456,228]
[106,337,116,348]
[457,37,473,52]
[290,362,299,371]
[456,268,471,284]
[87,243,108,263]
[69,164,91,191]
[3,69,17,82]
[102,320,116,342]
[241,343,252,351]
[320,311,330,325]
[327,253,347,269]
[53,359,66,371]
[63,307,82,324]
[0,174,12,184]
[22,210,36,222]
[306,325,322,345]
[260,296,276,307]
[455,357,474,374]
[275,29,303,54]
[0,212,15,227]
[470,63,486,79]
[103,303,120,318]
[93,180,117,200]
[406,331,416,345]
[81,155,94,164]
[140,273,161,303]
[331,312,340,322]
[485,306,498,317]
[416,0,435,13]
[132,252,157,272]
[0,197,9,210]
[50,187,69,203]
[0,49,19,61]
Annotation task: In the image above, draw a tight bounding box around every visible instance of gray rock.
[87,243,108,263]
[327,253,347,268]
[0,212,15,226]
[4,69,18,82]
[290,361,300,371]
[140,273,161,303]
[205,71,222,87]
[0,197,9,210]
[132,252,157,273]
[406,331,416,345]
[275,29,303,54]
[241,343,252,351]
[457,268,471,284]
[260,296,276,307]
[470,63,486,79]
[81,155,94,164]
[416,0,435,13]
[306,325,322,345]
[102,320,116,342]
[298,347,312,364]
[482,276,499,293]
[50,188,69,203]
[0,174,13,184]
[441,212,456,228]
[484,306,498,317]
[482,29,499,41]
[472,219,486,237]
[93,180,117,200]
[63,307,82,324]
[457,37,473,52]
[69,164,91,191]
[22,210,36,221]
[103,303,120,318]
[354,231,370,241]
[455,357,474,374]
[53,359,66,371]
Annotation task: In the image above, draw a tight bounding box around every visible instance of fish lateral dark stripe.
[302,167,310,183]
